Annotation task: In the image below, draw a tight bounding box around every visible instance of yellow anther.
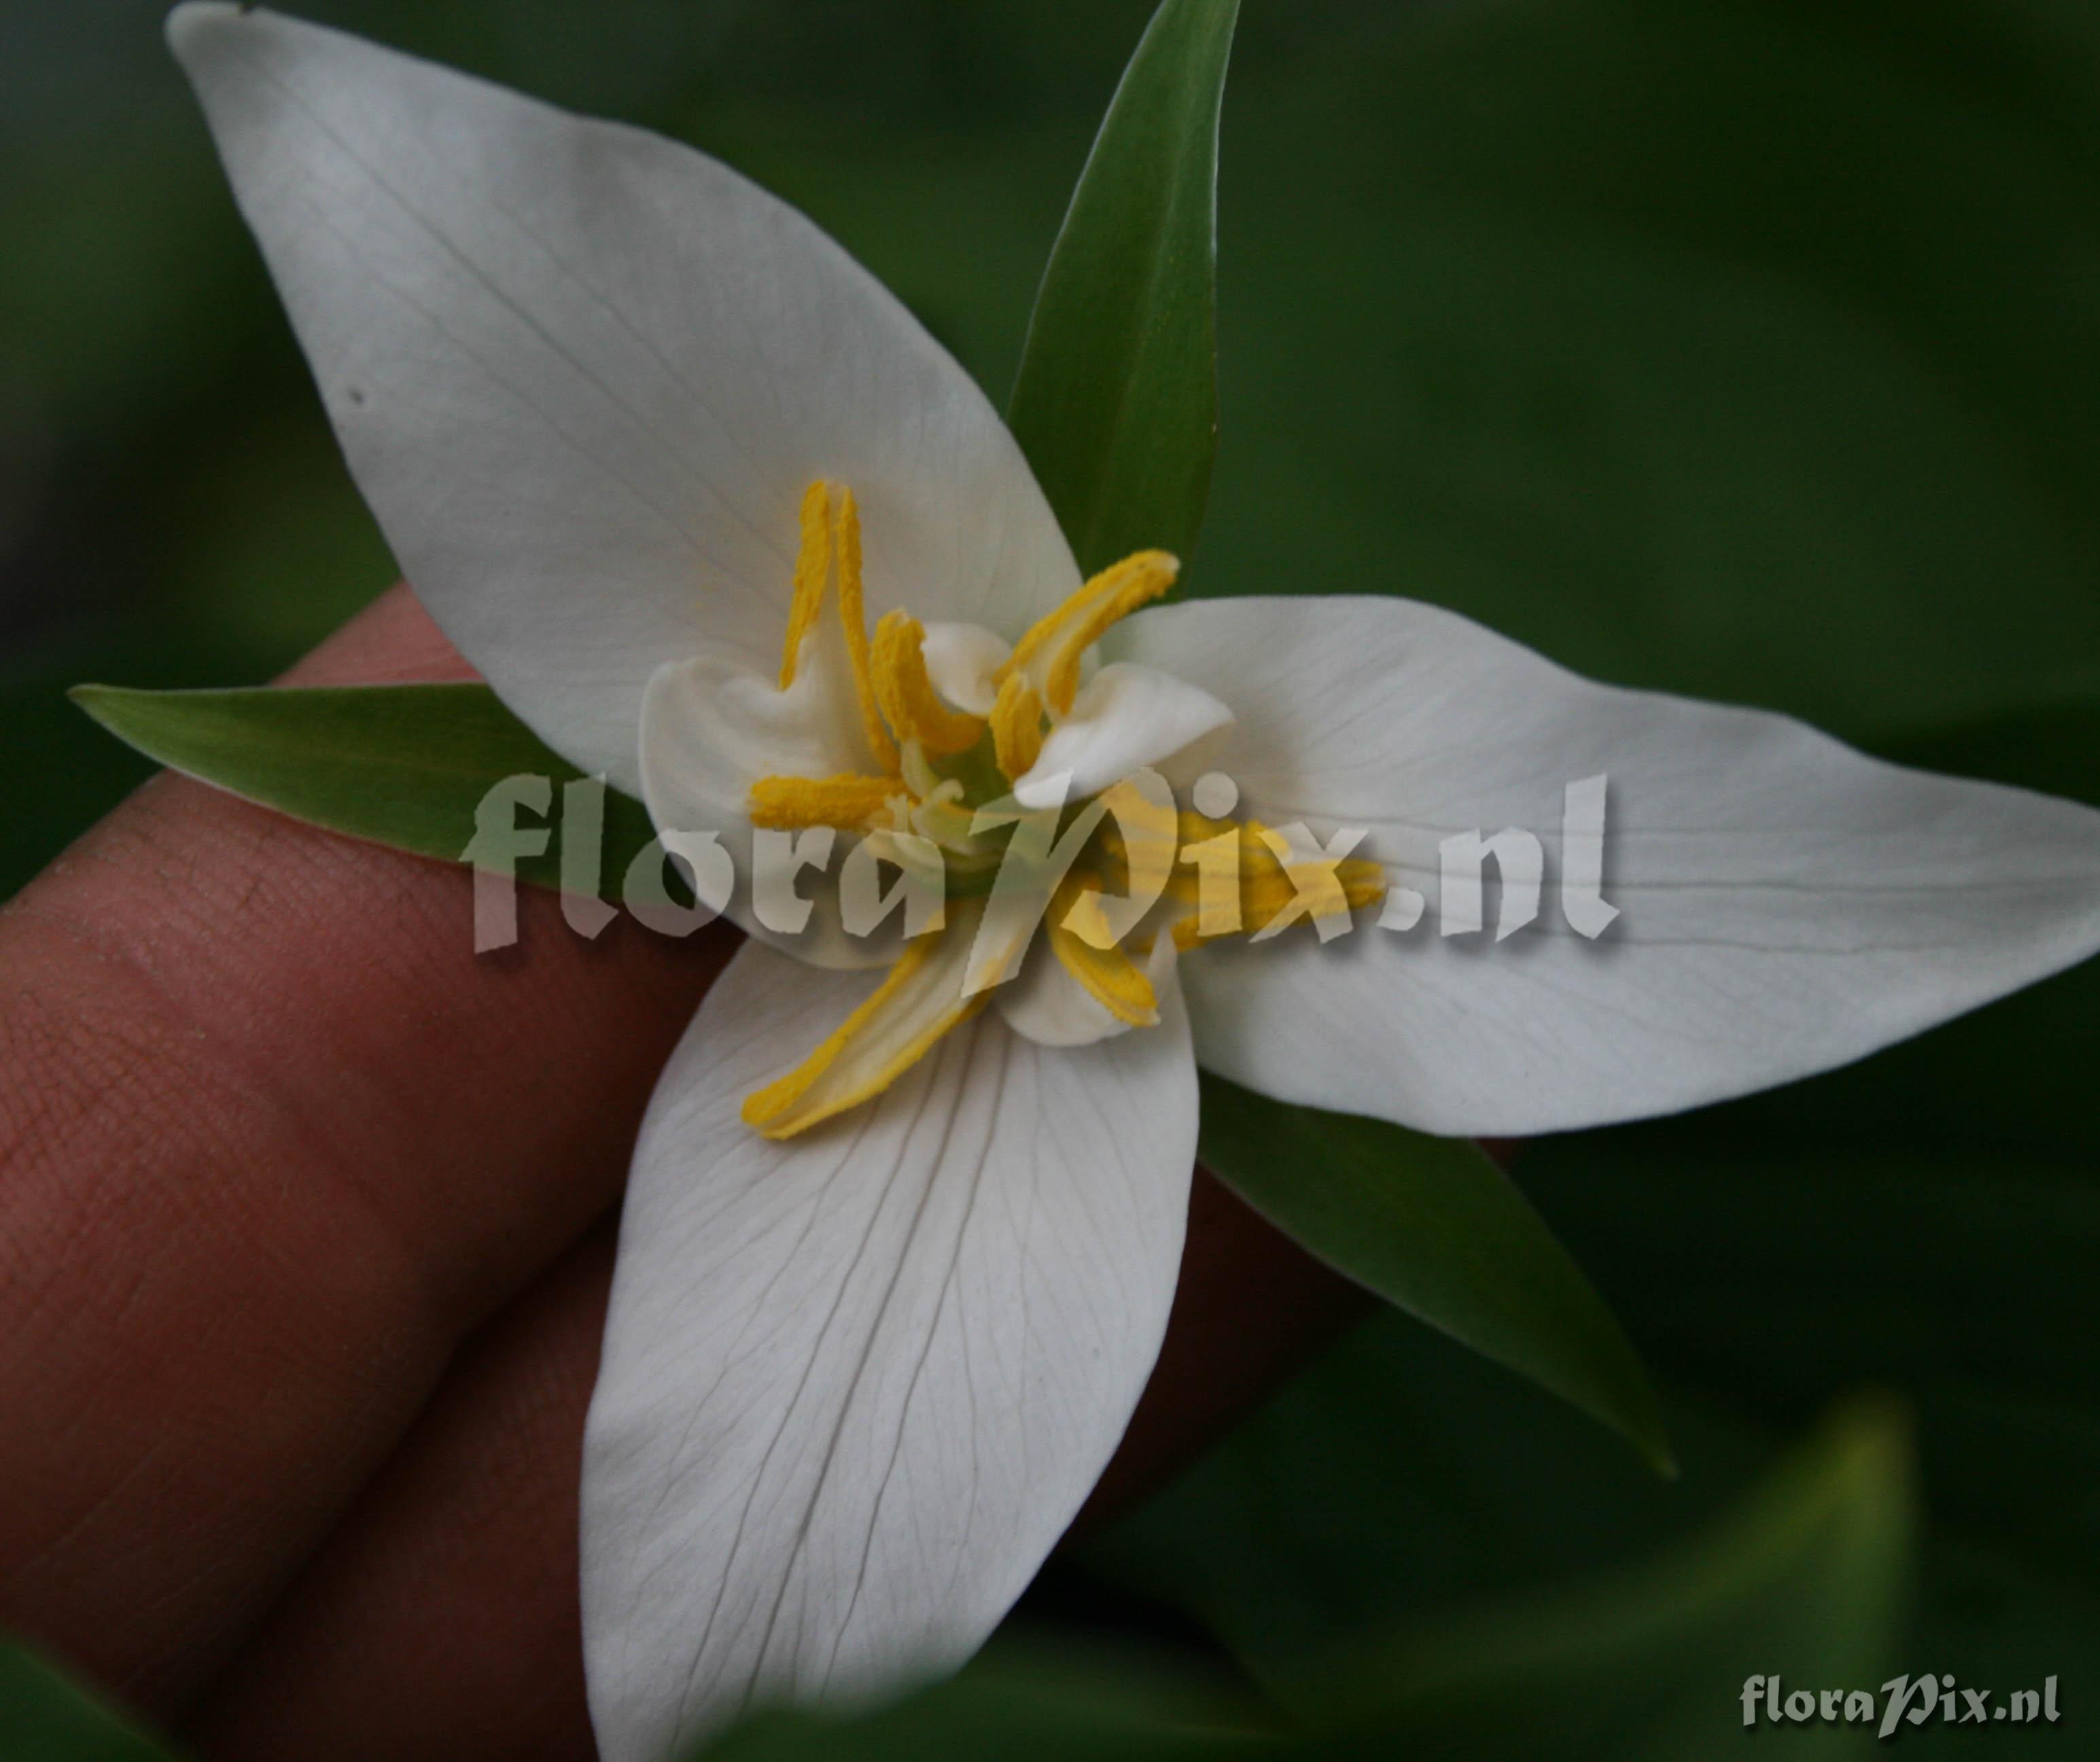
[740,899,1028,1140]
[831,488,900,775]
[1246,844,1386,935]
[1047,875,1158,1027]
[741,925,984,1139]
[1058,880,1118,951]
[998,549,1180,715]
[1049,776,1178,950]
[777,479,833,689]
[988,674,1045,780]
[1098,780,1178,908]
[1176,824,1244,939]
[750,772,902,831]
[1001,551,1155,679]
[871,610,985,756]
[1166,811,1385,944]
[1041,555,1178,714]
[743,498,1209,1139]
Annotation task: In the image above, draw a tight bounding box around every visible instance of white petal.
[917,622,1011,717]
[997,928,1181,1048]
[169,4,1078,793]
[1011,662,1234,811]
[994,939,1126,1046]
[581,942,1196,1760]
[1110,595,2100,1136]
[638,634,894,969]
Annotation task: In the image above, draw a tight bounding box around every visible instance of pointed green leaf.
[695,1407,1908,1761]
[1197,1073,1673,1476]
[69,683,655,896]
[697,1642,1272,1762]
[1006,0,1238,576]
[1520,1136,2100,1590]
[1299,1400,1914,1748]
[1020,0,1675,1482]
[0,1640,184,1761]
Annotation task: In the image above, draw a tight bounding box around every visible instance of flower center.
[739,481,1381,1140]
[750,481,1180,850]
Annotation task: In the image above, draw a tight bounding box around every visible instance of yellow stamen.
[997,549,1180,714]
[1042,556,1178,714]
[745,492,1216,1138]
[1047,875,1157,1027]
[1043,777,1178,951]
[871,610,985,756]
[742,901,1007,1139]
[1001,551,1155,680]
[777,480,833,689]
[831,488,900,775]
[749,772,902,831]
[988,674,1045,780]
[1246,853,1381,933]
[1166,812,1386,944]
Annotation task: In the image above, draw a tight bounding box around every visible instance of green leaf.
[1197,1073,1673,1476]
[694,1643,1272,1762]
[708,1404,1908,1762]
[0,1640,184,1761]
[1009,0,1674,1487]
[69,683,656,896]
[1518,1141,2100,1593]
[1083,1124,2098,1747]
[1006,0,1238,577]
[1080,1316,1767,1687]
[1300,1400,1914,1753]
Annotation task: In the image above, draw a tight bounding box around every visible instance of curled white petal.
[1012,662,1234,811]
[917,622,1011,716]
[581,942,1195,1760]
[1109,594,2100,1137]
[639,636,894,969]
[996,925,1182,1049]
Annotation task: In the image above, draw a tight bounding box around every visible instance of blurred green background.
[3,0,2097,1755]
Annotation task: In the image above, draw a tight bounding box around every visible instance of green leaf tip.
[69,680,657,898]
[0,1637,185,1761]
[1197,1074,1675,1477]
[1281,1395,1916,1733]
[1008,0,1240,580]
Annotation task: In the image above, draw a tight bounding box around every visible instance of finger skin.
[192,1228,618,1762]
[0,587,730,1714]
[186,1173,1363,1762]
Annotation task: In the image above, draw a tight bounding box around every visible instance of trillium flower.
[169,5,2100,1759]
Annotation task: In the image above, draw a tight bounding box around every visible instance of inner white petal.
[997,929,1181,1049]
[918,621,1012,716]
[1012,661,1234,811]
[637,635,898,971]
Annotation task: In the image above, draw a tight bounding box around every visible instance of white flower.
[169,5,2100,1758]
